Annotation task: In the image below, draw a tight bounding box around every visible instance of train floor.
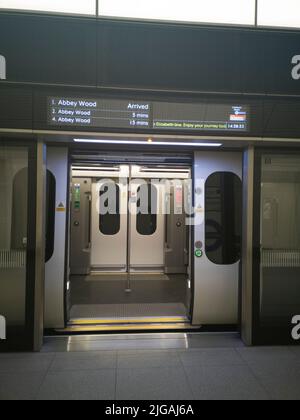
[68,273,190,323]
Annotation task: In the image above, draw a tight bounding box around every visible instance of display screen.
[48,97,249,132]
[48,97,151,129]
[153,102,248,132]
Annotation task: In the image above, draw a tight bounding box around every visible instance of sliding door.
[253,151,300,344]
[0,141,37,351]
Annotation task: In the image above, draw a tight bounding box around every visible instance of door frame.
[67,158,195,323]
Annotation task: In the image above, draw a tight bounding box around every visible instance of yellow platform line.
[58,323,193,333]
[69,317,188,326]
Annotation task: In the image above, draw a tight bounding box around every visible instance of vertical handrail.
[126,166,132,293]
[85,193,92,250]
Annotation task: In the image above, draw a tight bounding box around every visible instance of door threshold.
[68,316,188,325]
[57,322,196,334]
[56,315,196,333]
[89,271,165,276]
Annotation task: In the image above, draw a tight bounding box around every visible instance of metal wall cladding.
[98,22,243,93]
[0,87,33,129]
[0,13,97,86]
[0,13,300,94]
[98,21,300,95]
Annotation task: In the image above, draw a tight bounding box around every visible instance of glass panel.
[205,172,242,265]
[136,183,157,236]
[260,155,300,326]
[99,182,120,235]
[0,146,28,327]
[0,0,96,15]
[258,0,300,28]
[45,170,56,263]
[99,0,256,25]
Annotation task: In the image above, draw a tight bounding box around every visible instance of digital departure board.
[48,97,249,132]
[153,102,248,132]
[48,97,151,129]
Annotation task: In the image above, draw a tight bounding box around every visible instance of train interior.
[65,152,193,330]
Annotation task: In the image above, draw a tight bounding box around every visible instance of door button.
[195,241,203,249]
[195,249,203,258]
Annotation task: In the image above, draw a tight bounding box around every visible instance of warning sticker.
[56,202,66,212]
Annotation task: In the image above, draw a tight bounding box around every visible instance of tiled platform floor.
[0,333,300,400]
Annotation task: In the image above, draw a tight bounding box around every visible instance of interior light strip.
[73,139,222,147]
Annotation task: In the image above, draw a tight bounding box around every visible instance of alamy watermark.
[0,55,6,80]
[95,177,201,226]
[292,55,300,80]
[292,315,300,341]
[0,315,6,340]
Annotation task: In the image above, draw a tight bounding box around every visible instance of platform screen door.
[0,142,37,351]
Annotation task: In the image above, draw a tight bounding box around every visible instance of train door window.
[99,182,120,235]
[136,183,157,236]
[205,172,242,265]
[45,170,56,262]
